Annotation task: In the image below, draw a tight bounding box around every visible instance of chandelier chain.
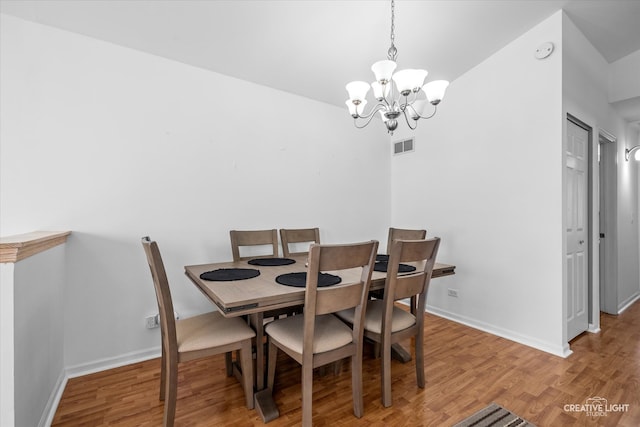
[387,0,397,61]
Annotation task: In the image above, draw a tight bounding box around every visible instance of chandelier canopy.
[346,0,449,135]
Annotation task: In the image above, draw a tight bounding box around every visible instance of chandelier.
[345,0,449,135]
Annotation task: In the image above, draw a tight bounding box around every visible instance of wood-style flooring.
[52,301,640,426]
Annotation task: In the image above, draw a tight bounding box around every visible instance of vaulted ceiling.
[2,0,640,119]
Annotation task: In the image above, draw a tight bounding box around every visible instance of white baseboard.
[39,370,67,427]
[618,292,640,314]
[66,346,161,379]
[425,304,572,358]
[40,347,161,426]
[587,323,601,334]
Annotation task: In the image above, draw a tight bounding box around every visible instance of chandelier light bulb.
[371,81,390,100]
[346,99,368,117]
[346,81,371,103]
[392,69,428,96]
[371,60,397,84]
[423,80,450,105]
[409,100,428,120]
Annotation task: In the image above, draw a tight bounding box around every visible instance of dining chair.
[386,227,426,254]
[336,237,440,408]
[230,229,279,261]
[141,237,255,427]
[279,227,320,257]
[265,240,379,427]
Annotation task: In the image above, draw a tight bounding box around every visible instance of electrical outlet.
[447,288,459,298]
[145,312,179,329]
[145,315,159,329]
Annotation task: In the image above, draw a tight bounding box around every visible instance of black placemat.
[374,262,417,273]
[376,254,389,262]
[248,257,296,266]
[275,272,342,288]
[200,268,260,281]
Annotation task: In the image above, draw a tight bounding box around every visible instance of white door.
[566,118,589,341]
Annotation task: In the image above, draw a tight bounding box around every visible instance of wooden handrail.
[0,231,71,263]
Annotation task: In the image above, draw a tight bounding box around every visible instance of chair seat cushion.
[265,313,353,354]
[176,311,255,353]
[336,300,416,334]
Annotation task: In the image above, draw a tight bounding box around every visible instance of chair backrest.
[303,240,378,352]
[230,229,279,261]
[383,237,440,314]
[141,236,178,359]
[280,228,320,257]
[386,227,427,254]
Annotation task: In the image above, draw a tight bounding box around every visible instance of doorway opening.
[598,129,617,316]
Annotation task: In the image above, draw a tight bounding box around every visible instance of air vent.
[393,137,415,155]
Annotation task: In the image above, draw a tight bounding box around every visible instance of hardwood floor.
[52,301,640,426]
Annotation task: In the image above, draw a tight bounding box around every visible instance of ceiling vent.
[393,137,415,155]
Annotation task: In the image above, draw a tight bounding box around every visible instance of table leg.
[254,388,280,423]
[249,313,280,422]
[391,343,412,363]
[249,313,265,390]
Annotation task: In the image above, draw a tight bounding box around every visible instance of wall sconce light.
[624,145,640,161]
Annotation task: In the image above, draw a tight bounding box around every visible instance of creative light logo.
[564,397,630,417]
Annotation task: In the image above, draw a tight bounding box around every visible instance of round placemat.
[374,262,417,273]
[376,254,389,262]
[248,257,296,266]
[200,268,260,281]
[276,272,342,288]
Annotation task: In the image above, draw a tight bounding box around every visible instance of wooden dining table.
[184,254,455,422]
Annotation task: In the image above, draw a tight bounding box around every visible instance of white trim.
[618,292,640,314]
[39,370,67,427]
[40,347,161,426]
[587,323,601,334]
[425,304,572,358]
[66,346,161,379]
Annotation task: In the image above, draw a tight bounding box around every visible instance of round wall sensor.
[535,42,554,59]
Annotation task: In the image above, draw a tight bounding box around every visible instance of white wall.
[620,125,640,309]
[0,14,391,371]
[12,247,67,427]
[390,12,566,354]
[563,13,640,315]
[1,264,16,427]
[608,49,640,103]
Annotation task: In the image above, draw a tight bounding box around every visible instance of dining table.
[184,254,455,422]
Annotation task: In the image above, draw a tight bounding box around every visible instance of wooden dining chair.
[386,227,426,254]
[141,237,255,427]
[279,227,320,257]
[230,229,279,261]
[265,240,379,427]
[336,237,440,407]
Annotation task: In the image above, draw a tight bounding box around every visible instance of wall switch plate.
[447,288,459,297]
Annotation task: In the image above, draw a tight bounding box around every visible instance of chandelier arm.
[404,102,438,120]
[354,104,387,129]
[355,103,387,120]
[402,109,418,130]
[354,114,379,129]
[416,104,438,120]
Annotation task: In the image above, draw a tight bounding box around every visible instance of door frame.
[565,114,619,339]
